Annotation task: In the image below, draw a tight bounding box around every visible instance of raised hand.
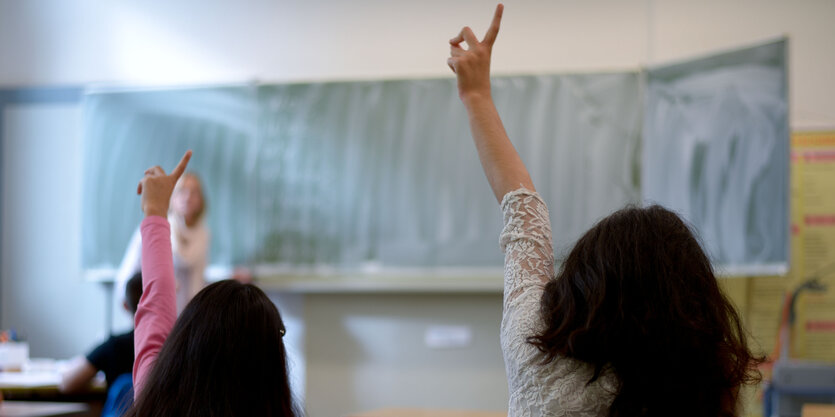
[447,4,534,202]
[447,4,503,101]
[137,151,192,218]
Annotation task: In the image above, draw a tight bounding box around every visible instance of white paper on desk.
[0,371,61,388]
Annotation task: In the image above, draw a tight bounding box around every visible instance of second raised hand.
[137,150,193,218]
[447,4,503,101]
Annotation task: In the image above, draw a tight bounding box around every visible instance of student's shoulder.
[111,330,135,351]
[92,330,133,353]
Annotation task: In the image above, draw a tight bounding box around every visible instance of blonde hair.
[174,172,207,221]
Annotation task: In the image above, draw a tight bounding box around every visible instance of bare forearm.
[59,357,97,394]
[448,5,532,202]
[463,94,534,203]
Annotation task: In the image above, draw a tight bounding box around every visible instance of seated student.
[60,272,144,394]
[124,153,298,417]
[447,5,763,417]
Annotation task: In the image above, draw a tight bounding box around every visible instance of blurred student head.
[127,280,298,417]
[123,272,144,315]
[530,205,762,417]
[170,172,206,224]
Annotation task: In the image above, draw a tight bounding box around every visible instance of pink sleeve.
[133,216,177,399]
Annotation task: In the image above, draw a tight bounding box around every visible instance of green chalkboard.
[82,73,642,273]
[82,40,789,278]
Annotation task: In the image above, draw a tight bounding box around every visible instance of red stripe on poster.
[805,215,835,226]
[806,321,835,332]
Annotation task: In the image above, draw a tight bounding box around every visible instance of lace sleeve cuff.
[499,188,551,253]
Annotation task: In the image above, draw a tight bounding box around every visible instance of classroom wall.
[0,0,833,127]
[303,294,507,416]
[0,103,108,358]
[1,1,834,415]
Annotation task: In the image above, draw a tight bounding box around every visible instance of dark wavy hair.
[528,205,763,417]
[125,280,299,417]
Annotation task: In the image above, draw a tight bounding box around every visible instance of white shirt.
[115,214,210,314]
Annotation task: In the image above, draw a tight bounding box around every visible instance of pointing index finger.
[482,3,504,46]
[171,150,192,180]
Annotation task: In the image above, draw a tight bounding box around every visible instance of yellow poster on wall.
[790,131,835,361]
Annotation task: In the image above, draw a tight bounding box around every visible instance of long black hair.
[528,205,763,417]
[126,280,299,417]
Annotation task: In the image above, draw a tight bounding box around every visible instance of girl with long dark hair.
[126,151,299,417]
[447,5,762,416]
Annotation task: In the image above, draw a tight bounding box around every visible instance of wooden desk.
[0,374,102,399]
[0,370,104,416]
[348,409,506,417]
[0,401,88,417]
[804,404,835,417]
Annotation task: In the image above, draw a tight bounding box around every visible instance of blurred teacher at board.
[116,172,210,313]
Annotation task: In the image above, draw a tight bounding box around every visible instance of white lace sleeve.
[499,188,553,367]
[500,188,553,301]
[499,188,617,417]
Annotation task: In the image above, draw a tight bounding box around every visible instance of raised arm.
[450,8,555,373]
[132,151,192,397]
[447,4,534,203]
